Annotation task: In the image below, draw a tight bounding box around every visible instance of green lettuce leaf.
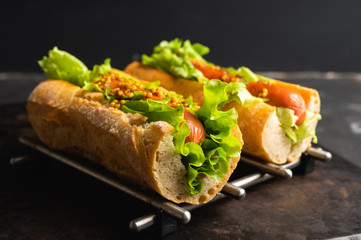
[38,47,90,87]
[276,107,299,143]
[295,110,322,144]
[181,142,206,195]
[142,38,208,82]
[224,81,261,108]
[276,107,321,144]
[238,66,259,83]
[38,47,112,87]
[122,97,185,126]
[88,58,112,82]
[179,79,242,195]
[226,66,270,84]
[200,139,229,182]
[82,82,103,92]
[197,80,242,158]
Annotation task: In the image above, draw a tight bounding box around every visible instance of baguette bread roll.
[125,61,320,164]
[27,80,241,204]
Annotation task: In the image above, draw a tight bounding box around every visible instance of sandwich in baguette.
[27,47,243,204]
[125,39,321,164]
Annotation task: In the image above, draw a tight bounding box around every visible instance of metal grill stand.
[12,136,331,236]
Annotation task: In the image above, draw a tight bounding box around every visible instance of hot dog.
[125,39,321,164]
[27,47,243,204]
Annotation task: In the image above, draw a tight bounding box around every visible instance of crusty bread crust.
[27,80,241,204]
[125,61,321,164]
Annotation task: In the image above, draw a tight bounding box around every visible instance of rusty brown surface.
[170,156,361,240]
[1,104,361,240]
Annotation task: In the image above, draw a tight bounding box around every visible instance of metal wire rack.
[13,136,331,235]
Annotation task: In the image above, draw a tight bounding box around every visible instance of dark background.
[2,0,361,73]
[1,2,361,238]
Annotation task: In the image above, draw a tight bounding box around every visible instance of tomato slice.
[183,109,206,144]
[247,81,306,125]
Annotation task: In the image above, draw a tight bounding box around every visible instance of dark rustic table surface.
[1,72,361,240]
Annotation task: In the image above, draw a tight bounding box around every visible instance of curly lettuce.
[276,107,321,144]
[184,80,241,194]
[38,46,111,87]
[223,81,263,108]
[142,38,209,82]
[38,47,242,196]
